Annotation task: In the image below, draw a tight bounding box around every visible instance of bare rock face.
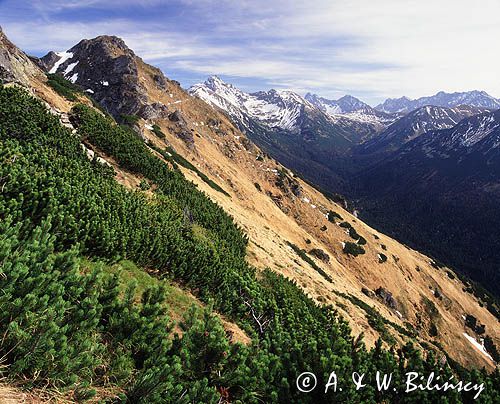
[30,51,59,71]
[168,110,194,146]
[0,26,44,86]
[375,287,398,310]
[40,35,151,119]
[140,102,169,120]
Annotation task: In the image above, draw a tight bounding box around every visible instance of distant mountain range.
[190,76,325,134]
[189,76,500,297]
[376,90,500,113]
[356,109,500,295]
[190,76,400,141]
[360,104,490,155]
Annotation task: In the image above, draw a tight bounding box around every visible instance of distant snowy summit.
[304,92,396,129]
[376,90,500,113]
[189,75,317,132]
[189,76,394,140]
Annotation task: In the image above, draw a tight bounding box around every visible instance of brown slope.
[130,53,498,370]
[8,33,500,371]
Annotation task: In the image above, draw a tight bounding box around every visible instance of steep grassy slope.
[2,85,499,402]
[33,35,500,371]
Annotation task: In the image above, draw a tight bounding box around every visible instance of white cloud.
[2,0,499,104]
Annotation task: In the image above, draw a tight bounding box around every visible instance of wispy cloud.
[1,0,499,104]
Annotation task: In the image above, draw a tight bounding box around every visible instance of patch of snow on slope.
[63,61,79,76]
[463,333,493,361]
[190,77,307,131]
[48,51,73,74]
[69,73,78,83]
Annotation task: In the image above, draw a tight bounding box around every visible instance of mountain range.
[0,26,499,401]
[190,76,399,141]
[188,75,500,299]
[356,108,500,294]
[360,104,490,155]
[376,90,500,113]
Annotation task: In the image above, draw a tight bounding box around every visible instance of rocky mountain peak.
[304,92,372,114]
[336,94,369,112]
[39,35,172,119]
[204,75,229,88]
[71,35,133,58]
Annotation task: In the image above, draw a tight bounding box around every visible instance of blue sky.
[1,0,499,105]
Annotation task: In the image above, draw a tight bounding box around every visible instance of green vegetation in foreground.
[0,86,498,403]
[46,73,81,101]
[149,143,230,197]
[286,241,333,283]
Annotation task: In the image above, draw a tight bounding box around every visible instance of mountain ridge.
[353,108,500,299]
[0,31,498,402]
[376,90,500,113]
[359,104,491,155]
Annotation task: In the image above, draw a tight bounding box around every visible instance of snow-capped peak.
[305,93,370,114]
[376,91,500,114]
[189,77,310,131]
[304,92,396,131]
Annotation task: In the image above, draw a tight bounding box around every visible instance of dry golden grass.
[14,53,497,372]
[132,60,499,370]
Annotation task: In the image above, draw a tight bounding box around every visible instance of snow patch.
[69,73,78,83]
[101,81,109,86]
[63,61,79,76]
[48,51,73,74]
[463,333,493,361]
[85,89,94,94]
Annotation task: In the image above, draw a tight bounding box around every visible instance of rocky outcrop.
[140,102,169,120]
[31,51,59,71]
[39,35,160,119]
[168,110,194,146]
[0,26,44,86]
[375,287,398,310]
